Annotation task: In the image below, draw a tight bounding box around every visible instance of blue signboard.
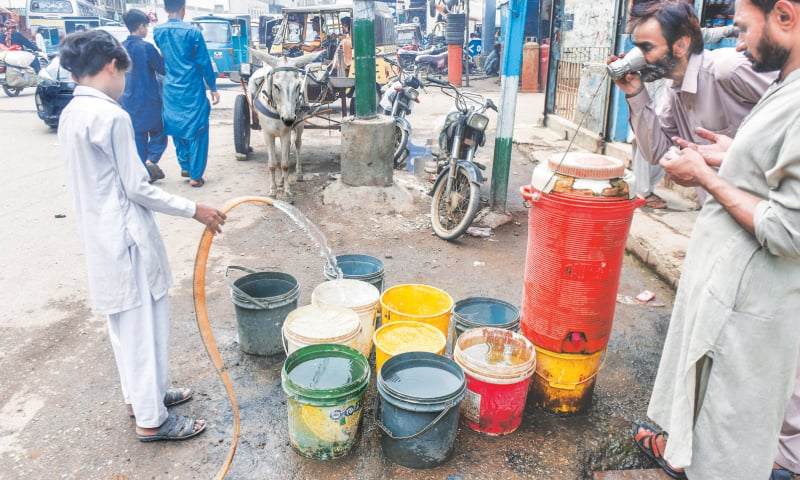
[467,39,482,57]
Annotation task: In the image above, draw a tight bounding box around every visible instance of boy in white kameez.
[58,30,227,442]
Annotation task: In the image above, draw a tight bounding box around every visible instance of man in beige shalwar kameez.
[632,0,800,478]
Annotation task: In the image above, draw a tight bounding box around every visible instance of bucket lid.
[547,152,625,180]
[282,344,370,400]
[284,304,361,341]
[454,328,536,383]
[453,297,520,329]
[311,279,380,309]
[373,321,446,356]
[530,155,637,200]
[378,351,465,404]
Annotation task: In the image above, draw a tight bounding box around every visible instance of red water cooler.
[519,153,644,354]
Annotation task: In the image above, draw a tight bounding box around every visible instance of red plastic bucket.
[519,186,644,353]
[453,328,536,435]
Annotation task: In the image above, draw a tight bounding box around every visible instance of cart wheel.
[234,94,251,158]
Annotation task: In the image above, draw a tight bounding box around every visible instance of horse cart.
[231,3,396,158]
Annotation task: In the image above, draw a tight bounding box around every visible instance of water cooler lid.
[547,152,626,180]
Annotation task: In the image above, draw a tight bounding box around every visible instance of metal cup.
[606,47,647,80]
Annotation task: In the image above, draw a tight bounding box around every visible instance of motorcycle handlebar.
[425,76,449,87]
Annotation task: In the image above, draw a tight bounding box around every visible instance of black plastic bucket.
[375,351,466,469]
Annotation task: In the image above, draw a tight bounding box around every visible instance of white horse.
[247,49,322,198]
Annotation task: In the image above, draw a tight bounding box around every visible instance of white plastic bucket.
[311,279,380,359]
[282,304,362,355]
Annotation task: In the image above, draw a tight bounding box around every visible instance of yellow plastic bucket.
[380,284,454,340]
[529,346,605,415]
[373,321,446,373]
[311,279,380,359]
[282,304,362,355]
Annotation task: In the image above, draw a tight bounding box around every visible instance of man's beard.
[639,50,679,82]
[744,24,789,72]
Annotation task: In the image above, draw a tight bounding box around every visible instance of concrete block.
[340,115,394,187]
[545,114,604,153]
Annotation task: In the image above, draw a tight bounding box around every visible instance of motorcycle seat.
[415,51,448,63]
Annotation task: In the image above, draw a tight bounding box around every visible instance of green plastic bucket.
[282,344,370,460]
[324,254,386,293]
[227,266,300,356]
[375,351,466,469]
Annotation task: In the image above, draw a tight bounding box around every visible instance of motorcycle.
[0,47,48,97]
[425,75,497,240]
[414,49,448,77]
[379,55,423,168]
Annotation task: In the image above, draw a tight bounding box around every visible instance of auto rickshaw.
[192,14,251,81]
[267,4,397,87]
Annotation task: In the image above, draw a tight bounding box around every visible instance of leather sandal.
[632,422,686,479]
[128,388,193,418]
[644,193,668,209]
[137,412,206,442]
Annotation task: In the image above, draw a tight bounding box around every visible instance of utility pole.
[489,0,528,212]
[353,0,377,118]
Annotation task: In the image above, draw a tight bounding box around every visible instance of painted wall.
[560,0,614,52]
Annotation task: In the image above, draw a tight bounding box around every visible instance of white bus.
[26,0,122,53]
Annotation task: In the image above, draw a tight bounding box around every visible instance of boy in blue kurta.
[121,9,167,183]
[153,0,219,187]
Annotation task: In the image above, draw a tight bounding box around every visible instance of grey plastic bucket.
[227,266,300,356]
[453,297,520,343]
[374,351,466,469]
[323,254,385,293]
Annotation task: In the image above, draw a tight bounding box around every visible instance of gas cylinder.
[521,39,539,93]
[539,39,550,91]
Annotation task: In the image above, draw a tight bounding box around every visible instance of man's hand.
[671,127,732,167]
[607,53,644,96]
[659,147,718,188]
[194,204,226,234]
[210,91,220,105]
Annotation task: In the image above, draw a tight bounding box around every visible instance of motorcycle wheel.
[2,84,23,97]
[392,119,409,169]
[430,165,481,240]
[233,94,251,158]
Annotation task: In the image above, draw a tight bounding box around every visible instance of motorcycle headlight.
[405,87,419,101]
[467,113,489,131]
[239,63,251,77]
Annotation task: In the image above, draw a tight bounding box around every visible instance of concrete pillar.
[340,116,394,186]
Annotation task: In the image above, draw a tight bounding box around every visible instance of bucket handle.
[224,265,280,310]
[535,350,608,390]
[372,393,459,441]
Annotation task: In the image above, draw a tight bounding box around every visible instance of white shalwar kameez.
[59,86,196,429]
[648,71,800,479]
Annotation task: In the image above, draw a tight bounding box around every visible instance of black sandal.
[129,388,193,418]
[632,422,686,479]
[137,412,206,442]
